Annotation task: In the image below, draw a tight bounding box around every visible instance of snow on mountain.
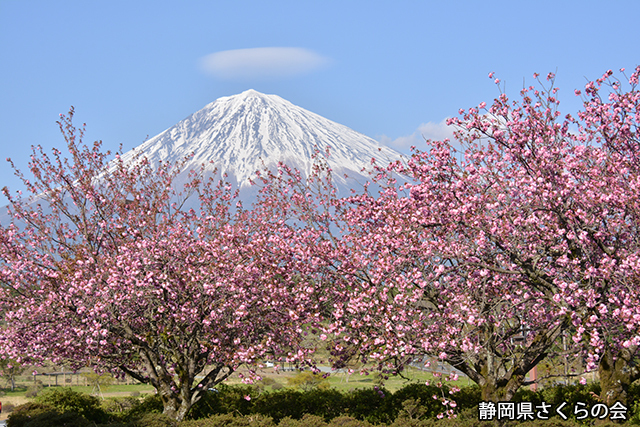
[1,90,405,225]
[120,89,404,189]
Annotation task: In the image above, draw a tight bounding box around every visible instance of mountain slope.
[120,89,403,188]
[1,91,405,225]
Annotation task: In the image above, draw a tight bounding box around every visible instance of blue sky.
[1,0,639,194]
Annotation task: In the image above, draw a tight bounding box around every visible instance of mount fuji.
[119,89,404,191]
[1,90,405,224]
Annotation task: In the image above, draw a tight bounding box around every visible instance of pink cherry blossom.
[296,66,640,405]
[0,109,326,420]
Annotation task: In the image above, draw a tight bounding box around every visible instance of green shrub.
[136,412,178,427]
[187,389,223,420]
[276,417,307,427]
[98,422,136,427]
[6,401,94,427]
[179,413,237,427]
[300,388,346,421]
[327,415,375,427]
[512,388,542,404]
[630,382,640,403]
[388,417,435,427]
[629,382,640,424]
[102,396,141,414]
[243,414,277,427]
[539,383,600,421]
[516,420,588,427]
[397,398,427,421]
[180,413,275,427]
[177,381,640,425]
[184,384,260,420]
[629,400,640,425]
[290,414,327,427]
[344,387,394,424]
[21,411,91,427]
[213,384,256,416]
[251,387,347,422]
[448,385,481,412]
[125,393,164,420]
[451,407,477,422]
[252,389,305,421]
[392,383,454,419]
[7,402,57,427]
[34,387,107,423]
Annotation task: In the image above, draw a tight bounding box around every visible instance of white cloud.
[199,47,330,80]
[379,119,457,149]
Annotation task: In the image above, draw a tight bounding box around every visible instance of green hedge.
[194,381,640,424]
[7,381,640,425]
[186,383,470,423]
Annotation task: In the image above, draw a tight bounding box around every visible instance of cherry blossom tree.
[316,67,640,404]
[571,67,640,405]
[0,110,325,420]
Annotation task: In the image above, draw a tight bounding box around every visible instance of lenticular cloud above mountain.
[120,89,404,190]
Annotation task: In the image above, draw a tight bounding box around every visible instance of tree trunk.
[448,351,529,402]
[160,393,192,422]
[598,346,640,406]
[479,374,525,402]
[119,355,234,422]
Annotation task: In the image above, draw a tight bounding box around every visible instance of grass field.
[1,364,471,399]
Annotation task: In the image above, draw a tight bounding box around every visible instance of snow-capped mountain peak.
[119,90,403,189]
[1,91,405,225]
